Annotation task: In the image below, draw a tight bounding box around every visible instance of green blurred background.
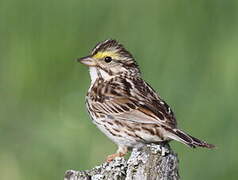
[0,0,237,179]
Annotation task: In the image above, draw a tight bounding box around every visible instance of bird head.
[77,39,140,82]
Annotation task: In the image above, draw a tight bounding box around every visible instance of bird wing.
[88,76,177,128]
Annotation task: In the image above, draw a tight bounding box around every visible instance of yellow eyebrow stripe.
[93,51,119,59]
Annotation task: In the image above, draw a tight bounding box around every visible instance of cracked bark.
[64,144,179,180]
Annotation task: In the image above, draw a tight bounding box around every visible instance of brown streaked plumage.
[77,39,215,162]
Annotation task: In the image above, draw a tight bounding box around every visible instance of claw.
[106,146,128,162]
[106,152,126,162]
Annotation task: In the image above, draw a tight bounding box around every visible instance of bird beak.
[76,56,97,66]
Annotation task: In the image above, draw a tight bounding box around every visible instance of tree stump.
[64,144,179,180]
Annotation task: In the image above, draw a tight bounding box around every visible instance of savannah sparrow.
[77,39,214,162]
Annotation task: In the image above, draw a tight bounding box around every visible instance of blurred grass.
[0,0,238,179]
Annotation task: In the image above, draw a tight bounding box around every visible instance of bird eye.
[104,56,112,63]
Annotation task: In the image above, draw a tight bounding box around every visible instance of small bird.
[77,39,215,162]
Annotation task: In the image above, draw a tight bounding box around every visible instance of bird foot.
[106,152,126,162]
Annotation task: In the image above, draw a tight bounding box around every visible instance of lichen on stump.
[64,144,179,180]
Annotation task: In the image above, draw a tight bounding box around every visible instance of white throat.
[89,67,112,84]
[89,67,98,84]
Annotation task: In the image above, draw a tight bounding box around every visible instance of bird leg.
[106,146,128,162]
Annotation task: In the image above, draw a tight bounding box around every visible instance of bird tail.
[167,128,215,149]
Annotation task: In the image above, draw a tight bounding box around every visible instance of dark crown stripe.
[91,39,133,59]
